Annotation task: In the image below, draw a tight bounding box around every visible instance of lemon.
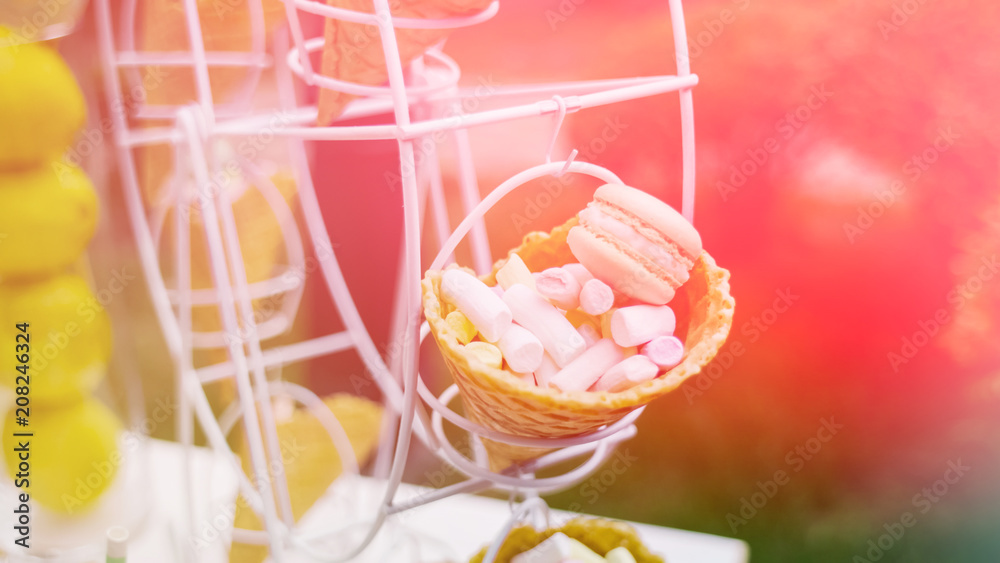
[0,274,111,405]
[0,162,98,279]
[2,398,122,514]
[0,27,85,170]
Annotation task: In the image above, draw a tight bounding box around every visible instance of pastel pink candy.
[576,323,601,347]
[549,339,625,392]
[591,355,659,392]
[641,335,684,368]
[533,353,560,388]
[440,269,512,343]
[563,263,595,285]
[496,323,545,373]
[579,278,614,315]
[610,304,676,347]
[534,267,582,310]
[503,284,586,367]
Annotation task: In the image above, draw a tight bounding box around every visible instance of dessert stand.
[89,0,736,561]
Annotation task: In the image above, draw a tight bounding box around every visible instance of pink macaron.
[566,184,702,305]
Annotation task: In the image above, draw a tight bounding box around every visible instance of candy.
[503,284,586,367]
[490,285,505,299]
[533,353,560,388]
[496,253,536,291]
[444,310,477,344]
[564,308,600,331]
[441,269,512,343]
[577,323,601,347]
[549,339,625,392]
[464,341,503,370]
[534,267,582,310]
[516,372,536,386]
[606,546,639,563]
[496,324,545,373]
[609,304,676,347]
[563,262,595,285]
[641,335,684,368]
[579,278,615,315]
[510,533,605,563]
[591,355,659,392]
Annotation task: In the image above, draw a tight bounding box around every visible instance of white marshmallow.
[496,324,545,373]
[503,284,586,367]
[441,269,512,343]
[591,355,659,392]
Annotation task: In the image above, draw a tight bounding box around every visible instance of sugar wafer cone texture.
[422,218,734,470]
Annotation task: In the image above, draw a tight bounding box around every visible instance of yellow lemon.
[2,398,122,514]
[0,162,98,279]
[0,274,111,405]
[0,26,86,170]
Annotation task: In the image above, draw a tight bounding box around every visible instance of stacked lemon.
[0,29,122,515]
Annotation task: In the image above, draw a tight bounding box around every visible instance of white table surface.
[12,439,747,562]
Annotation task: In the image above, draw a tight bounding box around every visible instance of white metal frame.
[93,0,698,560]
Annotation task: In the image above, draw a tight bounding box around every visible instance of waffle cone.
[316,0,493,125]
[422,218,734,470]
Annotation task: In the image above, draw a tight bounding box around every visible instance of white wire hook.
[545,95,569,165]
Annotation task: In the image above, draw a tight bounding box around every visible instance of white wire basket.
[92,0,700,560]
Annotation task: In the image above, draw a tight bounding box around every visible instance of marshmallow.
[490,285,505,299]
[444,311,477,344]
[496,323,545,373]
[511,533,604,563]
[606,547,638,563]
[641,335,684,368]
[464,341,503,370]
[563,262,595,285]
[579,278,614,315]
[549,339,625,392]
[609,305,676,347]
[533,353,560,388]
[591,355,659,392]
[503,284,586,367]
[496,253,536,291]
[534,267,582,310]
[441,269,512,343]
[577,323,601,347]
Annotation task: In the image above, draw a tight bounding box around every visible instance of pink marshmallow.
[503,284,586,367]
[533,353,560,388]
[609,304,676,347]
[534,267,582,310]
[641,335,685,369]
[549,339,625,392]
[563,263,595,285]
[489,285,505,299]
[579,279,614,315]
[576,323,601,347]
[591,355,659,392]
[516,371,537,386]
